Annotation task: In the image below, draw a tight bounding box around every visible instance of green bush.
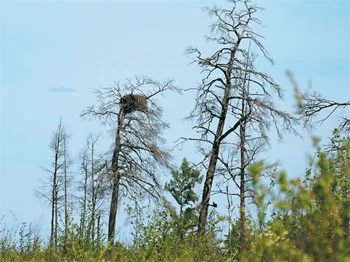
[243,131,350,261]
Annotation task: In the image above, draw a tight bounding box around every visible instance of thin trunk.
[239,97,246,255]
[50,129,61,251]
[91,140,95,245]
[50,183,55,249]
[226,185,233,256]
[80,167,88,243]
[63,135,68,253]
[107,109,124,244]
[179,194,183,219]
[54,186,58,251]
[97,214,101,250]
[179,196,184,239]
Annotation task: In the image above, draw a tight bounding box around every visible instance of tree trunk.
[50,183,55,249]
[108,175,120,244]
[239,98,247,256]
[80,167,88,244]
[54,186,58,251]
[198,143,220,234]
[107,109,124,245]
[63,135,68,254]
[226,185,233,257]
[97,214,101,250]
[179,197,184,239]
[91,140,95,245]
[198,51,236,234]
[50,130,60,251]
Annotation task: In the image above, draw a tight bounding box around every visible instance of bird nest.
[120,94,148,114]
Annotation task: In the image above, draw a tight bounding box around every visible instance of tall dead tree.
[62,130,72,253]
[51,121,64,251]
[79,147,89,244]
[37,119,68,251]
[46,120,69,252]
[183,1,297,238]
[82,76,177,245]
[78,133,108,247]
[89,134,97,245]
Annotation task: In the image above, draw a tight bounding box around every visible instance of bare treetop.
[301,92,349,130]
[82,76,177,127]
[184,3,297,154]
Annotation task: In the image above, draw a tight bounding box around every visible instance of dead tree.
[182,1,297,240]
[82,76,177,245]
[79,147,89,244]
[89,134,97,245]
[62,130,71,254]
[46,120,68,252]
[52,122,64,251]
[37,119,67,251]
[78,134,108,247]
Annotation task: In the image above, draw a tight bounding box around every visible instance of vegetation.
[1,129,349,261]
[1,1,349,261]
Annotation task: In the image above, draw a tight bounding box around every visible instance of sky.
[0,0,349,242]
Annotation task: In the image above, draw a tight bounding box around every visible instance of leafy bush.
[243,131,350,261]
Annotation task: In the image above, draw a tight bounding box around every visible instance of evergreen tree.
[165,158,202,237]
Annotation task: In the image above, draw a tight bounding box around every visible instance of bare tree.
[37,119,68,251]
[82,76,177,245]
[51,121,65,251]
[61,128,73,254]
[88,134,98,245]
[79,146,89,244]
[288,72,350,131]
[182,1,297,241]
[78,133,108,247]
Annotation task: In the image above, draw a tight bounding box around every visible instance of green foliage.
[165,158,202,212]
[125,207,223,262]
[165,158,202,237]
[1,133,349,261]
[243,131,350,261]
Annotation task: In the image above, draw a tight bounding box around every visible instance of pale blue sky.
[0,0,349,241]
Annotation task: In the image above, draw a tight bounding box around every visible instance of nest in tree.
[120,94,148,114]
